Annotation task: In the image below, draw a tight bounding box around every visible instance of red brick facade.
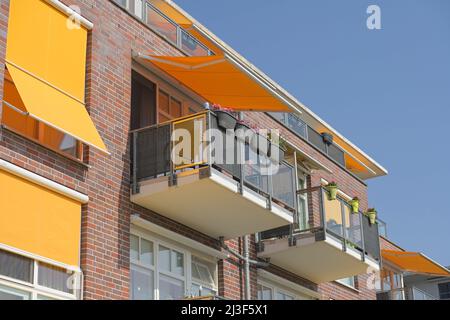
[0,0,380,300]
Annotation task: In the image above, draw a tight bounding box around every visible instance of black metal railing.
[259,186,381,263]
[131,111,297,214]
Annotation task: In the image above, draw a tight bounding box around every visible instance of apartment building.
[375,228,450,301]
[0,0,395,300]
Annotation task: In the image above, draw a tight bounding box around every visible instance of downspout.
[243,235,251,300]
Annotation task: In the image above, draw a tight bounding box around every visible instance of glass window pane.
[130,234,139,261]
[158,246,171,272]
[257,284,272,300]
[0,249,33,283]
[307,127,327,153]
[170,98,182,118]
[159,274,184,300]
[131,265,154,300]
[287,113,307,138]
[0,284,30,300]
[38,263,73,294]
[171,250,184,276]
[146,5,177,44]
[140,239,154,266]
[190,283,201,297]
[181,30,209,56]
[276,292,294,300]
[191,263,201,281]
[129,0,143,19]
[158,91,169,114]
[328,143,345,167]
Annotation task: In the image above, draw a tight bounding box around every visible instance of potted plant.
[365,208,377,225]
[267,132,287,162]
[212,104,237,130]
[326,182,338,200]
[349,197,360,214]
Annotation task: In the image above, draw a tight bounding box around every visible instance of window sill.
[1,125,91,169]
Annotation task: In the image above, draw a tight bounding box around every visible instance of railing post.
[238,112,245,195]
[168,122,177,187]
[132,130,138,194]
[340,199,347,252]
[292,152,300,230]
[319,188,326,233]
[359,210,366,262]
[267,160,273,210]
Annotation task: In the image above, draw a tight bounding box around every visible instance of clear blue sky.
[175,0,450,265]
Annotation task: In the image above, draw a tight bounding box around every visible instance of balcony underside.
[258,233,379,284]
[131,167,293,239]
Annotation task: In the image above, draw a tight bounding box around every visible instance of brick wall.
[0,0,379,300]
[0,0,9,118]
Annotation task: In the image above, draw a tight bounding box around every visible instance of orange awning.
[139,54,292,112]
[382,250,450,276]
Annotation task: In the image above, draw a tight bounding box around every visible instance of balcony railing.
[259,186,381,263]
[114,0,213,56]
[131,111,297,215]
[406,287,437,300]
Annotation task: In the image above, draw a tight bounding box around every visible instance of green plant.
[349,197,360,214]
[326,182,338,201]
[365,208,377,225]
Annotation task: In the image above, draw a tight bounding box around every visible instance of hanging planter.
[365,208,377,225]
[349,197,360,214]
[325,182,338,201]
[212,105,237,130]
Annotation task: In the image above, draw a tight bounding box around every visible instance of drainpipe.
[243,235,251,300]
[219,237,270,300]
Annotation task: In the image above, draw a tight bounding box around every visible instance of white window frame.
[257,279,300,301]
[0,248,81,300]
[130,229,218,300]
[336,276,357,290]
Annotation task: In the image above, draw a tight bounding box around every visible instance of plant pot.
[367,211,377,225]
[349,199,359,213]
[326,185,338,201]
[215,110,237,130]
[269,143,286,163]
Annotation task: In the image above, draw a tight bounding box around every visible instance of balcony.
[130,111,296,239]
[257,186,381,284]
[114,0,213,56]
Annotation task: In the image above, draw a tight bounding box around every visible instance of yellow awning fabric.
[6,63,107,153]
[0,169,82,266]
[5,0,107,153]
[382,250,450,277]
[141,55,291,112]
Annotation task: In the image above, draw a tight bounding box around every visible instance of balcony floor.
[131,167,293,239]
[258,233,380,284]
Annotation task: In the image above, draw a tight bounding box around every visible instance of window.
[336,277,356,289]
[257,284,273,300]
[113,0,211,56]
[130,232,218,300]
[2,70,83,160]
[0,249,80,300]
[157,90,184,122]
[131,71,157,130]
[131,70,203,128]
[257,279,309,300]
[191,257,217,297]
[439,282,450,300]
